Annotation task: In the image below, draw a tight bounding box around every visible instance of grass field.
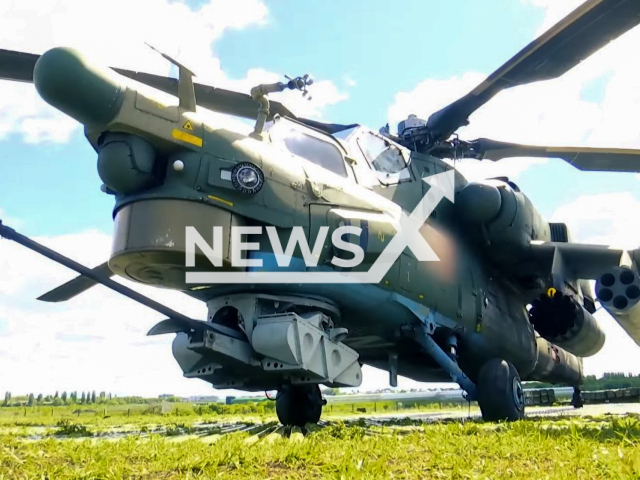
[0,400,470,427]
[2,411,640,479]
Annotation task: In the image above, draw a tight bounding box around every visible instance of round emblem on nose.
[231,162,264,194]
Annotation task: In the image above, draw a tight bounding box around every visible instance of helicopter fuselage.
[98,107,576,390]
[29,46,595,393]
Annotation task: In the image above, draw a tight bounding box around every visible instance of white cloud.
[584,309,640,377]
[281,78,348,119]
[526,0,588,35]
[387,0,640,181]
[551,192,640,250]
[0,82,78,143]
[0,0,346,143]
[224,68,348,120]
[344,76,357,88]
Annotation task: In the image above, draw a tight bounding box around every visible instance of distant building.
[186,395,220,403]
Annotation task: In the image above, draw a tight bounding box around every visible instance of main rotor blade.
[0,49,39,82]
[114,68,295,120]
[426,0,640,141]
[38,261,114,302]
[0,219,243,339]
[0,48,295,120]
[0,220,194,324]
[468,138,640,172]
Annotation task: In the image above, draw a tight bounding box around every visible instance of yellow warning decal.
[547,287,557,298]
[182,120,194,131]
[172,129,202,147]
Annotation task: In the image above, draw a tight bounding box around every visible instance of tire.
[276,385,323,427]
[477,358,525,422]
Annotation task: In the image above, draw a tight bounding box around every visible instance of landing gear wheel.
[477,358,525,422]
[276,385,324,427]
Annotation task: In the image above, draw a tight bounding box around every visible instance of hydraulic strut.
[406,325,476,400]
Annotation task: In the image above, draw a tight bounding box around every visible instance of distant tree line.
[0,391,170,408]
[7,372,639,408]
[2,391,110,407]
[527,372,640,391]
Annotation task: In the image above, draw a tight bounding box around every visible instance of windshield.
[357,133,406,174]
[269,121,349,177]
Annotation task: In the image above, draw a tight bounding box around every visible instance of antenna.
[145,43,197,112]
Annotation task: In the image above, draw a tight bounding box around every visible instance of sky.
[0,0,639,398]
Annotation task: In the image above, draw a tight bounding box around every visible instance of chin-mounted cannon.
[250,74,314,139]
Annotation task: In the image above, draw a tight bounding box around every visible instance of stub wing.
[528,242,640,348]
[527,241,631,282]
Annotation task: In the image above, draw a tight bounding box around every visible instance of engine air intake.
[549,223,569,243]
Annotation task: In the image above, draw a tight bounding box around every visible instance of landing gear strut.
[477,358,525,421]
[572,386,584,408]
[276,385,325,427]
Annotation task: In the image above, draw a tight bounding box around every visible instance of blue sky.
[0,0,639,396]
[212,0,543,125]
[0,0,635,235]
[1,0,546,236]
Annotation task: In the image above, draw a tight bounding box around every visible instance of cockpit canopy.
[266,117,411,186]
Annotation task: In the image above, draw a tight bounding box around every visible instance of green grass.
[2,415,640,478]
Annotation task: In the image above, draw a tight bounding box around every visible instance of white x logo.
[186,170,455,284]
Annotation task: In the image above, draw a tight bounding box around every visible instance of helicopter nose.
[33,47,125,127]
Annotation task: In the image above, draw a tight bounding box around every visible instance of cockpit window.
[280,128,348,178]
[357,134,406,174]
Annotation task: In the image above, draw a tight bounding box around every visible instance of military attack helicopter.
[2,0,640,426]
